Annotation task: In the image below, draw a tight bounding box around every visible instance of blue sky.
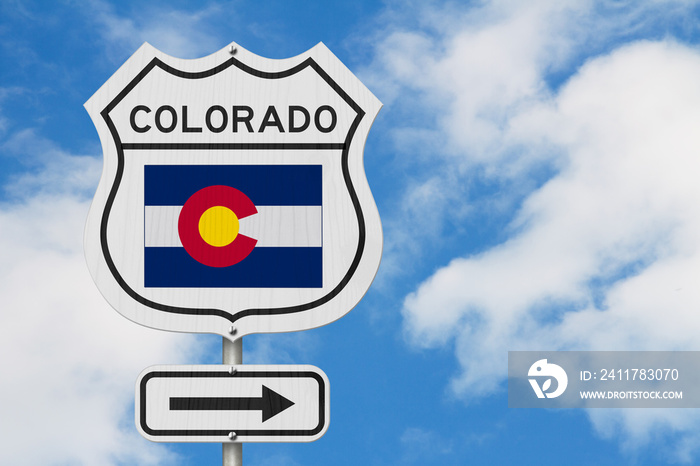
[3,0,700,464]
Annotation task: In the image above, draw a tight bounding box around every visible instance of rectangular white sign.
[136,365,329,442]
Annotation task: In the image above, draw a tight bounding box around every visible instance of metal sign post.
[223,338,242,466]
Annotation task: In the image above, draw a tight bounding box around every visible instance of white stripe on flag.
[144,205,322,248]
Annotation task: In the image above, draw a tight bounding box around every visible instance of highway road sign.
[84,42,382,340]
[136,364,329,443]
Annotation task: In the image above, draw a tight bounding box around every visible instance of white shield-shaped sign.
[84,42,382,340]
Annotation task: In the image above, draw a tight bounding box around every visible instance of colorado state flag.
[144,165,322,288]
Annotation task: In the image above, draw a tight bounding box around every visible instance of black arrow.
[169,385,295,422]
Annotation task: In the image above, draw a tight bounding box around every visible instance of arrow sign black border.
[139,370,326,437]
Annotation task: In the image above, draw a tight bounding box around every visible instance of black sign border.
[99,53,366,324]
[139,369,327,437]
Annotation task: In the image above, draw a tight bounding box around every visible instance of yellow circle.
[198,206,239,247]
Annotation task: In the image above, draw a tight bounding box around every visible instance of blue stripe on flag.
[145,247,322,288]
[144,165,322,206]
[144,164,323,288]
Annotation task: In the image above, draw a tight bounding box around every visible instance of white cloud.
[84,0,226,60]
[2,128,102,198]
[588,409,700,462]
[0,134,204,465]
[368,0,700,460]
[399,427,454,464]
[404,38,700,381]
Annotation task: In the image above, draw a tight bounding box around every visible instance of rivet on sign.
[228,325,237,335]
[228,432,237,440]
[228,366,237,375]
[229,45,237,55]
